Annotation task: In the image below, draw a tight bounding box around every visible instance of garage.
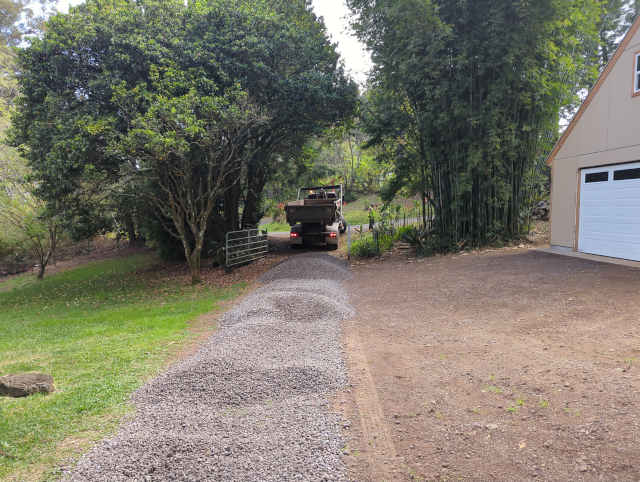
[579,162,640,261]
[546,15,640,260]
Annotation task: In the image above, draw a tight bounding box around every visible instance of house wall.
[550,26,640,248]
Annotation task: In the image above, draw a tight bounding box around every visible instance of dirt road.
[335,249,640,482]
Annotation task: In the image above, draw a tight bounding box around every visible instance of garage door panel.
[609,240,639,255]
[580,237,607,252]
[610,205,640,218]
[611,187,640,200]
[579,162,640,261]
[582,188,609,201]
[610,222,640,235]
[582,221,608,233]
[581,205,609,217]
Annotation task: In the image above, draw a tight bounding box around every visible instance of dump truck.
[284,185,347,249]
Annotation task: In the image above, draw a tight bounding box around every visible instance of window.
[585,171,609,183]
[614,167,640,181]
[635,52,640,94]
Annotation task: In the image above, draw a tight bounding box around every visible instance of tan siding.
[550,156,578,248]
[607,28,640,152]
[577,75,611,157]
[577,151,607,169]
[553,122,579,161]
[606,143,640,164]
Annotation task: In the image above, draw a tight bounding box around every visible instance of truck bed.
[284,199,340,225]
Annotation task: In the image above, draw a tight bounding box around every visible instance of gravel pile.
[257,253,353,284]
[66,253,352,482]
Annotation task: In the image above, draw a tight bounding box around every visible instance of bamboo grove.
[350,0,623,245]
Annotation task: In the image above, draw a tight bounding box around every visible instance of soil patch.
[337,245,640,481]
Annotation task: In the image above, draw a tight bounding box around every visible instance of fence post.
[16,253,19,276]
[347,224,351,262]
[225,230,229,267]
[87,239,91,258]
[373,228,380,258]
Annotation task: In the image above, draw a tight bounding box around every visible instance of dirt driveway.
[335,249,640,482]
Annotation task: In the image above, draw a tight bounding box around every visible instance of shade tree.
[10,0,357,275]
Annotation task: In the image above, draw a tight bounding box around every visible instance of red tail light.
[329,233,337,237]
[290,233,298,237]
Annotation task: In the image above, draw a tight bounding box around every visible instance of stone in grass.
[0,373,54,397]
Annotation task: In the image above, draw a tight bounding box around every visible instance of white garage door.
[579,162,640,261]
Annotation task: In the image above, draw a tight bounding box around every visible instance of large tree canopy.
[10,0,357,279]
[349,0,610,245]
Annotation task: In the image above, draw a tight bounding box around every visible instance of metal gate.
[226,229,268,267]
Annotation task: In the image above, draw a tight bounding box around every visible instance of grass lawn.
[259,220,290,233]
[343,193,381,226]
[0,254,244,481]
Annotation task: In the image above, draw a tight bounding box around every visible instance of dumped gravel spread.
[66,253,354,482]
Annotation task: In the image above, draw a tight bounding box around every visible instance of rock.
[0,373,54,397]
[530,201,550,221]
[578,465,589,472]
[487,423,498,430]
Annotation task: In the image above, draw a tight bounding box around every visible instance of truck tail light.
[290,233,298,237]
[329,233,337,237]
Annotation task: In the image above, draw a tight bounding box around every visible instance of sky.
[55,0,372,85]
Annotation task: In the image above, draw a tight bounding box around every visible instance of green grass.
[0,254,244,481]
[343,210,370,226]
[342,193,380,226]
[260,221,291,232]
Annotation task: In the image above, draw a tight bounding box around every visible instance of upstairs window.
[635,52,640,94]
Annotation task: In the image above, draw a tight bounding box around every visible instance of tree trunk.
[422,190,427,230]
[227,180,241,231]
[187,249,201,284]
[124,213,137,243]
[37,225,58,280]
[241,169,266,228]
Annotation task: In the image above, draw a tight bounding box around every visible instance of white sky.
[56,0,371,85]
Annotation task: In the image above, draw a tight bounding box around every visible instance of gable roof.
[546,14,640,166]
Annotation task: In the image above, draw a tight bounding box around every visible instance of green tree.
[10,0,356,275]
[349,0,604,245]
[112,71,263,283]
[1,0,58,116]
[598,0,640,64]
[0,144,59,278]
[184,0,357,230]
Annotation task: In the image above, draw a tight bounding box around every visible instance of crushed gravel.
[65,253,353,482]
[257,253,354,284]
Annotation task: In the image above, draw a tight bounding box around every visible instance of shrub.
[343,192,359,203]
[351,232,394,257]
[396,224,419,241]
[400,225,421,248]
